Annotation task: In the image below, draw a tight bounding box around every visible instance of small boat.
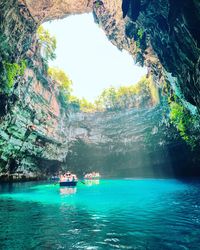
[84,172,100,180]
[60,181,77,187]
[59,172,78,187]
[51,176,60,181]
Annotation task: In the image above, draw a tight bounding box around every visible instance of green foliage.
[68,96,97,113]
[169,100,197,149]
[37,26,56,62]
[135,28,144,48]
[97,87,119,111]
[68,96,81,112]
[94,0,103,8]
[137,28,144,40]
[65,76,159,113]
[2,60,26,92]
[95,76,159,111]
[48,67,72,94]
[48,67,73,109]
[79,98,96,113]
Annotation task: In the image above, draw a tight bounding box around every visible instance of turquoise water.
[0,179,200,249]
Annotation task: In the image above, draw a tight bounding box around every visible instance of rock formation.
[19,0,93,22]
[0,42,69,180]
[17,0,200,109]
[122,0,200,109]
[0,0,199,179]
[67,107,197,178]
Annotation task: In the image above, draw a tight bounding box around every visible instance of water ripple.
[0,179,200,249]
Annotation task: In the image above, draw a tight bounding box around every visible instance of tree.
[68,96,81,112]
[37,26,57,62]
[79,98,96,113]
[48,67,72,95]
[48,67,73,109]
[94,76,159,111]
[97,87,119,111]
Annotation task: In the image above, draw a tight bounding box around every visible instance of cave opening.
[40,14,171,178]
[1,1,200,249]
[37,13,196,179]
[0,0,199,180]
[43,13,147,102]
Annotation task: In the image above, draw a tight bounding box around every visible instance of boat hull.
[60,181,77,187]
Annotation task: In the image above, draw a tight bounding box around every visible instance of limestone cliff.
[17,0,200,110]
[0,68,69,180]
[0,0,200,179]
[0,0,37,62]
[66,107,196,178]
[122,0,200,109]
[19,0,93,22]
[0,21,69,179]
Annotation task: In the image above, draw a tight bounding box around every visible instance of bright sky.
[44,13,146,102]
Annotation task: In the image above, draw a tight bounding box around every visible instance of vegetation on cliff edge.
[0,60,26,94]
[168,94,199,149]
[37,26,56,63]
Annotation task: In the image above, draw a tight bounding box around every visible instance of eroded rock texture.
[19,0,200,109]
[0,0,37,61]
[0,4,70,179]
[67,107,196,178]
[122,0,200,108]
[0,0,200,179]
[20,0,93,22]
[0,54,69,180]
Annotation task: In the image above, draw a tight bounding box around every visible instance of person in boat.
[66,172,71,181]
[84,172,100,179]
[60,174,65,182]
[60,172,69,182]
[60,172,78,182]
[72,174,78,181]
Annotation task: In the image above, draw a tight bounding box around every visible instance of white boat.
[59,172,78,187]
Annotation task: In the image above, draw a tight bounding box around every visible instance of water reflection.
[60,187,77,195]
[85,179,100,186]
[1,180,200,249]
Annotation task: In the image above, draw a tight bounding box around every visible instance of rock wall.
[0,2,72,180]
[0,0,200,179]
[19,0,93,22]
[66,107,196,178]
[0,64,69,180]
[17,0,200,110]
[122,0,200,108]
[0,0,37,62]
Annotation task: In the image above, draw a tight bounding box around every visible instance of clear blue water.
[0,179,200,250]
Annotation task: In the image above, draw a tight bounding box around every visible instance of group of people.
[84,172,100,179]
[59,171,101,182]
[60,172,78,182]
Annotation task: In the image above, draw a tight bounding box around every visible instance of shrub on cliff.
[0,60,26,94]
[169,99,199,149]
[48,67,72,94]
[95,76,159,111]
[68,96,81,112]
[48,67,73,109]
[37,26,56,63]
